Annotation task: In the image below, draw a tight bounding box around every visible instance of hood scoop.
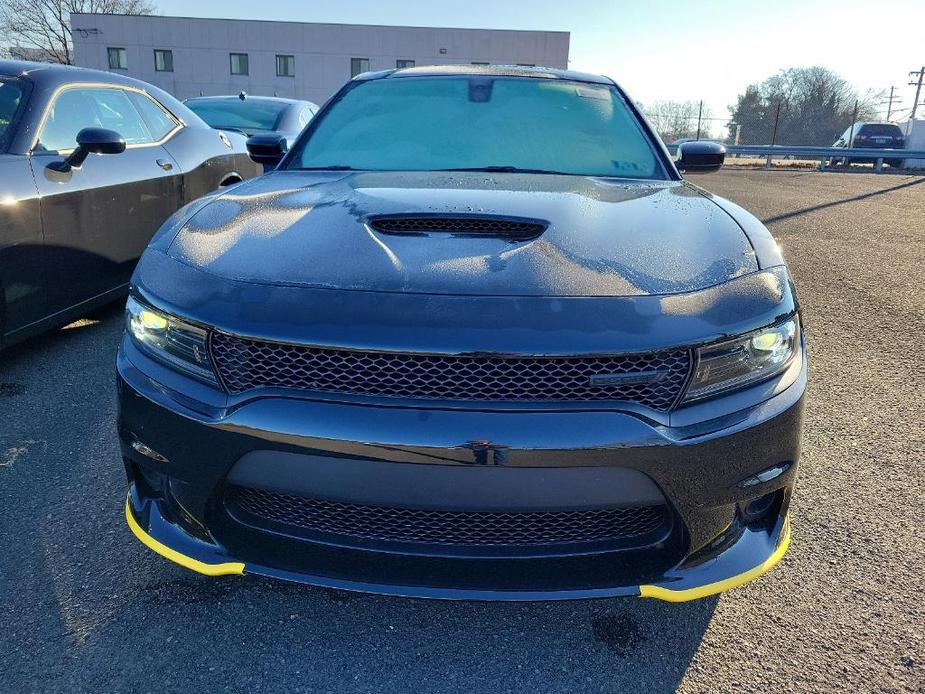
[369,214,547,241]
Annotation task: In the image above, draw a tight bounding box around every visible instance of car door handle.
[156,158,173,171]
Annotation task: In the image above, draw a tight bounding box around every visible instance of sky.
[156,0,925,134]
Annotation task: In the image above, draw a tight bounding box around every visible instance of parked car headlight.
[682,317,800,403]
[125,295,218,384]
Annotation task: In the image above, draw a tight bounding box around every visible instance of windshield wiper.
[437,166,572,175]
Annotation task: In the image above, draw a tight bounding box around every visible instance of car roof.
[0,59,160,91]
[358,64,615,86]
[185,95,313,106]
[0,59,215,155]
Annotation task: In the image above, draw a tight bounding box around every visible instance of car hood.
[166,171,758,297]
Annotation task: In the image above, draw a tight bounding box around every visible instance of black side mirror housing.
[48,127,126,172]
[247,135,288,169]
[676,141,725,174]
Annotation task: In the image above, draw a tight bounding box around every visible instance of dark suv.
[832,122,905,167]
[118,65,806,602]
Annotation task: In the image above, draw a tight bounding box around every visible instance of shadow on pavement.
[28,567,719,693]
[762,176,925,225]
[1,301,124,369]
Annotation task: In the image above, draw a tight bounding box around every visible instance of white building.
[902,119,925,169]
[71,13,570,104]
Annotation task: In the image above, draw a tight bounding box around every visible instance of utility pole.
[846,99,860,154]
[767,102,782,168]
[695,100,703,140]
[909,67,925,123]
[880,86,902,121]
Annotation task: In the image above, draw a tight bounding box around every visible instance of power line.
[878,86,902,121]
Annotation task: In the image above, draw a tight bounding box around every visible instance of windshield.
[286,77,664,179]
[186,99,288,133]
[0,78,27,149]
[859,124,902,137]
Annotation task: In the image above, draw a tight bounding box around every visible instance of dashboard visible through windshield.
[286,76,667,179]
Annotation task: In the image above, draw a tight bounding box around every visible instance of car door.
[0,77,47,340]
[28,85,182,315]
[0,155,44,340]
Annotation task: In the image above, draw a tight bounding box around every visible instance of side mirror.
[48,128,126,172]
[676,141,725,174]
[247,134,288,169]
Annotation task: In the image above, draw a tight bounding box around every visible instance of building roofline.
[69,12,571,36]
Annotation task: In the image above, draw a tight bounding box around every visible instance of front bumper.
[118,336,804,601]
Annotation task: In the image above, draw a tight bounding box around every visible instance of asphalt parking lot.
[1,169,923,693]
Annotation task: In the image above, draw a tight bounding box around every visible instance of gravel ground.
[1,170,923,693]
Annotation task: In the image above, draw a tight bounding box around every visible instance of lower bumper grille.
[228,486,669,548]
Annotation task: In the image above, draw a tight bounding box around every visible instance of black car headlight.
[682,316,801,403]
[125,295,218,384]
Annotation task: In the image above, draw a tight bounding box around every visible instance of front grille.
[369,216,546,239]
[228,486,669,547]
[210,333,691,411]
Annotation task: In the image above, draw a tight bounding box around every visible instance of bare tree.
[644,100,713,143]
[0,0,155,65]
[728,67,878,146]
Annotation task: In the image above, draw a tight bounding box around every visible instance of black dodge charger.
[118,66,805,601]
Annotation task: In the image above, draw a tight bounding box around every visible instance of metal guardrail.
[665,144,925,171]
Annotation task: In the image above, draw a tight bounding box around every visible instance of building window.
[107,47,127,70]
[396,59,415,69]
[276,54,295,77]
[516,64,536,67]
[230,53,249,76]
[350,58,369,78]
[154,49,173,72]
[471,62,490,66]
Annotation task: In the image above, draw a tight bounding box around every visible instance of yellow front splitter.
[126,493,790,601]
[639,515,791,602]
[125,498,245,577]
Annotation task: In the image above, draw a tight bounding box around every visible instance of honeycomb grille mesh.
[229,486,669,547]
[209,333,691,410]
[370,216,545,238]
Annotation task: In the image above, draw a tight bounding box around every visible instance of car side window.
[0,79,26,144]
[90,89,151,144]
[38,87,153,152]
[298,107,313,128]
[128,91,180,141]
[37,89,102,152]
